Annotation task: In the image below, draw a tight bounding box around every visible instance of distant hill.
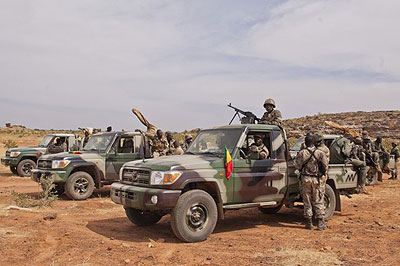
[282,110,400,139]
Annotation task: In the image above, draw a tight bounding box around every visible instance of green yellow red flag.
[224,146,233,180]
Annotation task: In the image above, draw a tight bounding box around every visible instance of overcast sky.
[0,0,399,132]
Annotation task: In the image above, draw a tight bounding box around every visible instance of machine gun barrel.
[227,103,260,124]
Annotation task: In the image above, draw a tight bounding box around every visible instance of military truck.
[31,131,151,200]
[110,124,360,242]
[1,134,79,177]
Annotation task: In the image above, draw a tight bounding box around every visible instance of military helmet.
[362,130,369,139]
[313,134,324,143]
[165,131,173,136]
[263,98,276,108]
[354,136,362,144]
[184,134,193,140]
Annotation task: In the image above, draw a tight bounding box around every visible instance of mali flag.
[224,146,233,180]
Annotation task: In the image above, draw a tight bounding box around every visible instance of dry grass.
[11,177,58,208]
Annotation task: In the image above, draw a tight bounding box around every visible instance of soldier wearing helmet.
[183,134,193,151]
[314,134,330,159]
[151,129,168,157]
[259,98,282,126]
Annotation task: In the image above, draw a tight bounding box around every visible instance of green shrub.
[3,139,17,149]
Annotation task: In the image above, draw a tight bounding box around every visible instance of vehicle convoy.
[1,134,80,177]
[111,124,360,242]
[31,131,151,200]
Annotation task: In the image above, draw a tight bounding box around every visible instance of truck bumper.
[111,182,181,211]
[31,169,68,183]
[1,156,17,167]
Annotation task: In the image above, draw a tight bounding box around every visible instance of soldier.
[106,126,112,132]
[173,141,184,155]
[166,131,176,155]
[247,134,269,160]
[314,134,330,159]
[183,134,193,151]
[259,98,282,126]
[362,131,382,180]
[295,134,328,231]
[330,134,368,194]
[389,143,399,180]
[48,137,67,154]
[374,136,391,176]
[151,129,168,157]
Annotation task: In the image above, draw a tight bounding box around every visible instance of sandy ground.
[0,138,399,265]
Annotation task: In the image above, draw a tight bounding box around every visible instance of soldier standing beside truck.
[295,134,329,231]
[259,98,282,126]
[390,143,399,180]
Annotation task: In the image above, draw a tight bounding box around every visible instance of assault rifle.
[227,103,260,125]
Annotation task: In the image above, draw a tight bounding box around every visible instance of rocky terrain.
[283,110,400,139]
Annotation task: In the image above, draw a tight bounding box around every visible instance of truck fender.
[69,161,103,189]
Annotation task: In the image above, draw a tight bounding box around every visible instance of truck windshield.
[39,135,54,147]
[186,129,242,156]
[83,134,114,152]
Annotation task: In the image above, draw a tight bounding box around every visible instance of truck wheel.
[10,166,18,175]
[124,207,163,226]
[258,204,283,214]
[324,184,336,221]
[170,189,218,243]
[65,172,95,200]
[17,159,37,177]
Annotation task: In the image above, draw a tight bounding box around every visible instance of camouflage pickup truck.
[1,134,79,177]
[111,124,359,242]
[32,131,150,200]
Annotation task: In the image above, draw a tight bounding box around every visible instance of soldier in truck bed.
[259,98,282,126]
[330,134,368,194]
[151,129,168,157]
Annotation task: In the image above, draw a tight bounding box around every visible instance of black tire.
[10,166,18,175]
[170,189,218,243]
[366,168,377,186]
[324,184,336,221]
[124,207,163,226]
[258,204,283,214]
[65,171,95,200]
[17,159,37,177]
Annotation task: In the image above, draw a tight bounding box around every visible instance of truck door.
[233,130,287,204]
[105,136,141,180]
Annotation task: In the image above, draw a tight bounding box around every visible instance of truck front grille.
[122,168,150,184]
[38,159,52,169]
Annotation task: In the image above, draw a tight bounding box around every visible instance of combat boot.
[317,218,327,231]
[305,218,313,230]
[359,184,369,194]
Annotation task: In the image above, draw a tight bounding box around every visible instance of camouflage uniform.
[183,134,193,151]
[173,146,184,155]
[247,144,269,160]
[259,110,282,126]
[330,136,368,192]
[295,146,329,223]
[374,139,391,175]
[151,136,168,157]
[390,144,399,180]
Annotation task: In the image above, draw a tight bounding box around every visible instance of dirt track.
[0,163,400,266]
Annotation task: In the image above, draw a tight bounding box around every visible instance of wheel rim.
[74,177,89,195]
[186,203,208,232]
[22,163,33,175]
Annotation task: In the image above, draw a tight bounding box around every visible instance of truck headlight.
[150,171,182,185]
[52,160,71,169]
[10,152,21,157]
